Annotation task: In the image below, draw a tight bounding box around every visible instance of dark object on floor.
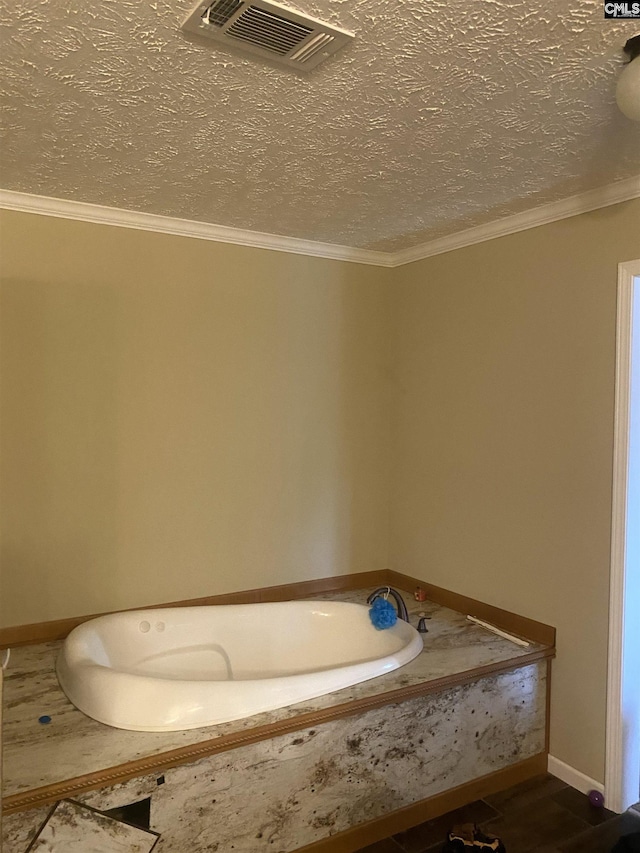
[443,823,506,852]
[102,796,152,830]
[611,832,640,852]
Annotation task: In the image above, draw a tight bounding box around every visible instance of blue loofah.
[369,596,397,629]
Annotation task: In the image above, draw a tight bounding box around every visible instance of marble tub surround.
[25,799,159,852]
[2,588,553,811]
[4,664,547,853]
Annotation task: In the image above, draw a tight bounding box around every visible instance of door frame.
[605,258,640,813]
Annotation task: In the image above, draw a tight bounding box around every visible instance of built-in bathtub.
[56,600,423,732]
[3,584,554,852]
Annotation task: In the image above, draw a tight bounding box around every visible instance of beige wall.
[1,200,639,784]
[0,211,391,626]
[389,198,640,783]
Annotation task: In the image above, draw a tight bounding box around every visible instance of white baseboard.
[548,755,605,799]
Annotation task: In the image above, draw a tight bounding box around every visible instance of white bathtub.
[56,600,423,732]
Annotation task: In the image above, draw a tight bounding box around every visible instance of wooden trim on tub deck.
[0,569,555,649]
[545,658,553,754]
[294,753,549,853]
[1,647,554,816]
[388,571,556,647]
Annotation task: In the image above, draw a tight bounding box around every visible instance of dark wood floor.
[357,774,640,853]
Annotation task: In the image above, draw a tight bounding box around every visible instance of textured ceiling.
[1,0,639,252]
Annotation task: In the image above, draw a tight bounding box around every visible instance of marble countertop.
[2,588,549,800]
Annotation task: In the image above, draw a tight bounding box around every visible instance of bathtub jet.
[56,600,423,732]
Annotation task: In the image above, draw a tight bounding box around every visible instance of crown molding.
[0,190,395,268]
[389,175,640,267]
[1,176,639,269]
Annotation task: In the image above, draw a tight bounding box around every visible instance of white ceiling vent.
[182,0,354,70]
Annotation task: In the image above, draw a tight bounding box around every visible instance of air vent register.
[182,0,354,70]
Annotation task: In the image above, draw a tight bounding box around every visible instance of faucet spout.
[366,587,410,622]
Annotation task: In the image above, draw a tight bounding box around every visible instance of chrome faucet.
[366,587,410,622]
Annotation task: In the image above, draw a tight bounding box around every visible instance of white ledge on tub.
[56,600,423,732]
